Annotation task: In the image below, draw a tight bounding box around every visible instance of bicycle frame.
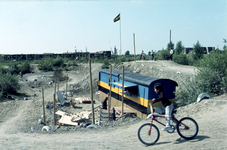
[150,114,178,127]
[149,113,190,132]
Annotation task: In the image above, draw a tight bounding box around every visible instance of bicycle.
[138,104,199,145]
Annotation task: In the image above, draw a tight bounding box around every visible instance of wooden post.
[66,74,68,100]
[53,93,56,125]
[54,79,56,94]
[133,33,136,62]
[89,60,95,124]
[108,65,112,122]
[57,78,59,91]
[42,87,45,124]
[57,78,59,103]
[121,66,124,116]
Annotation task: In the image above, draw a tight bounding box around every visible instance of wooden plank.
[58,115,78,126]
[100,110,113,114]
[100,114,113,118]
[55,110,67,116]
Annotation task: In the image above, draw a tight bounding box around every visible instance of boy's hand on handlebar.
[149,98,155,106]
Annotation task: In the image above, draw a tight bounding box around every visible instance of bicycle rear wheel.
[176,117,199,140]
[138,123,160,145]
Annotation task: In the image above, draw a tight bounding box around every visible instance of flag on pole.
[113,13,120,22]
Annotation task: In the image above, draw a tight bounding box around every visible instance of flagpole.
[119,13,122,55]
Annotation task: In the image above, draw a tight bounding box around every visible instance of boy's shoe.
[162,127,172,131]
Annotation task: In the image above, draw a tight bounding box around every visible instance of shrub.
[160,49,170,60]
[53,56,64,67]
[173,53,189,65]
[0,73,20,94]
[53,68,65,82]
[175,81,202,107]
[8,64,20,75]
[20,61,31,74]
[0,67,8,74]
[176,51,227,107]
[121,56,126,62]
[195,52,227,95]
[38,58,53,72]
[101,59,110,69]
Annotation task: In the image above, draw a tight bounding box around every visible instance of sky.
[0,0,226,55]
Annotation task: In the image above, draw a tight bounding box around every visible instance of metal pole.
[89,60,95,124]
[133,33,136,62]
[170,30,171,47]
[42,87,45,124]
[121,66,124,116]
[108,65,112,122]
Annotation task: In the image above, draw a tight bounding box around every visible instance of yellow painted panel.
[99,81,152,108]
[98,81,175,108]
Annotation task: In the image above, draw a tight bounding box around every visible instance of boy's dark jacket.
[153,91,171,107]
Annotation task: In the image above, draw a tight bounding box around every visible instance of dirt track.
[0,61,226,150]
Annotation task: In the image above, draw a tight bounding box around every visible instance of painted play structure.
[98,69,178,118]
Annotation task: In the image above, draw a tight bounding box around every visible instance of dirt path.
[0,98,227,150]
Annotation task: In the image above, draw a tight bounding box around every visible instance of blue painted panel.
[138,84,149,99]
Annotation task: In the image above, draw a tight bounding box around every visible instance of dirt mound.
[0,61,226,149]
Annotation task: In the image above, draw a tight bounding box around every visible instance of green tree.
[114,46,118,60]
[114,46,118,55]
[125,50,130,56]
[175,41,184,55]
[192,41,203,60]
[223,38,227,50]
[167,41,174,50]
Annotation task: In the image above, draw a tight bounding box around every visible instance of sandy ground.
[0,60,227,150]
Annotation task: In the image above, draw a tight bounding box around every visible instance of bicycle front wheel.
[138,123,160,145]
[176,117,199,140]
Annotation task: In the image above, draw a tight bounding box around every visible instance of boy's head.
[154,83,163,93]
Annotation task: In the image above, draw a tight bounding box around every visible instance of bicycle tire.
[176,117,199,140]
[138,123,160,145]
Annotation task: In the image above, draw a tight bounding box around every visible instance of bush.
[8,64,20,75]
[20,61,31,74]
[53,68,65,82]
[0,73,20,94]
[101,59,110,69]
[195,52,227,95]
[175,81,202,107]
[173,53,189,65]
[0,67,8,74]
[121,56,126,62]
[160,49,170,60]
[38,58,53,72]
[53,56,64,67]
[176,51,227,107]
[114,58,121,65]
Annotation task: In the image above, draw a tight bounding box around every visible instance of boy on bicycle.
[151,83,174,131]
